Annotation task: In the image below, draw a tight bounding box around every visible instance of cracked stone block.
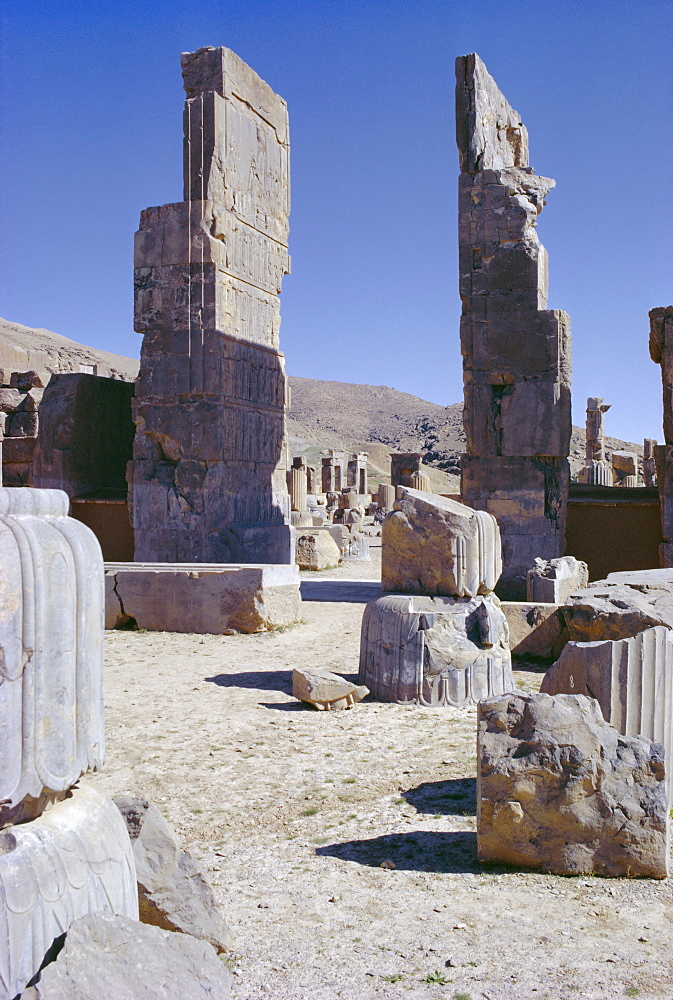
[292,668,369,710]
[104,561,301,634]
[526,555,588,604]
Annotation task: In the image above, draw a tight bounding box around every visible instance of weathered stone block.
[359,592,514,707]
[292,668,369,710]
[562,580,673,642]
[382,487,501,598]
[541,626,673,798]
[29,912,232,1000]
[526,555,588,604]
[478,692,669,877]
[501,601,565,664]
[295,530,341,571]
[377,483,396,510]
[114,796,232,954]
[0,488,104,826]
[104,562,301,634]
[0,785,138,1000]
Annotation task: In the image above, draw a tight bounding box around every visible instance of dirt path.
[88,543,673,1000]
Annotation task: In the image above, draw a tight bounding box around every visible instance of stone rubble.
[295,530,341,571]
[478,691,669,878]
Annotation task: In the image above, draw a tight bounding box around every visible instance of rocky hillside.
[0,319,643,490]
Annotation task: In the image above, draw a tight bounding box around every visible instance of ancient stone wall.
[129,46,293,563]
[456,54,571,599]
[650,305,673,565]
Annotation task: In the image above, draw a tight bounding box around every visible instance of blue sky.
[1,0,671,444]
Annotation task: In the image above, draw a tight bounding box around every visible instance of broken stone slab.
[0,487,105,826]
[526,555,588,604]
[28,913,233,1000]
[562,578,673,642]
[292,668,369,710]
[540,626,673,799]
[382,486,502,597]
[477,692,669,878]
[0,784,138,1000]
[359,593,514,707]
[295,530,341,570]
[113,796,232,954]
[500,601,566,664]
[104,562,301,634]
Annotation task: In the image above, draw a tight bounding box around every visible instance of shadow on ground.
[300,580,383,604]
[316,830,479,874]
[403,778,476,816]
[205,670,293,694]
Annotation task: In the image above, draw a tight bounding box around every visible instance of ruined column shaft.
[650,307,673,565]
[129,47,292,563]
[456,54,571,599]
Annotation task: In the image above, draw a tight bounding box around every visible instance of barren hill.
[0,319,643,488]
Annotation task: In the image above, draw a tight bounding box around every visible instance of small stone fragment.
[526,555,588,604]
[379,859,396,869]
[292,667,368,710]
[477,692,669,878]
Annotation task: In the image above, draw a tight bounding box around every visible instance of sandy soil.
[88,540,673,1000]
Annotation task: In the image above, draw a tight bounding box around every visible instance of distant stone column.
[290,465,307,513]
[643,438,657,487]
[456,54,571,600]
[129,46,293,563]
[410,470,431,492]
[578,397,611,485]
[377,483,395,510]
[650,306,673,565]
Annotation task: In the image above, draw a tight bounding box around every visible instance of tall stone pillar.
[578,397,611,485]
[321,450,346,493]
[649,306,673,564]
[456,54,571,599]
[129,46,293,563]
[643,438,657,487]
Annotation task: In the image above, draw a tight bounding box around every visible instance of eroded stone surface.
[457,53,571,599]
[114,796,232,954]
[562,577,673,642]
[0,785,138,1000]
[130,46,292,564]
[292,668,369,710]
[382,486,501,598]
[477,692,669,877]
[541,626,673,798]
[31,913,232,1000]
[359,592,513,707]
[526,555,588,604]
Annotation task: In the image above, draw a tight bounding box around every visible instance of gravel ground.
[88,541,673,1000]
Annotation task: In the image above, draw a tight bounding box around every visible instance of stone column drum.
[457,54,572,599]
[650,306,673,565]
[0,488,137,999]
[359,488,515,707]
[129,46,293,564]
[290,465,307,513]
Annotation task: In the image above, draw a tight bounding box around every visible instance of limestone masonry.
[129,46,293,563]
[457,54,571,599]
